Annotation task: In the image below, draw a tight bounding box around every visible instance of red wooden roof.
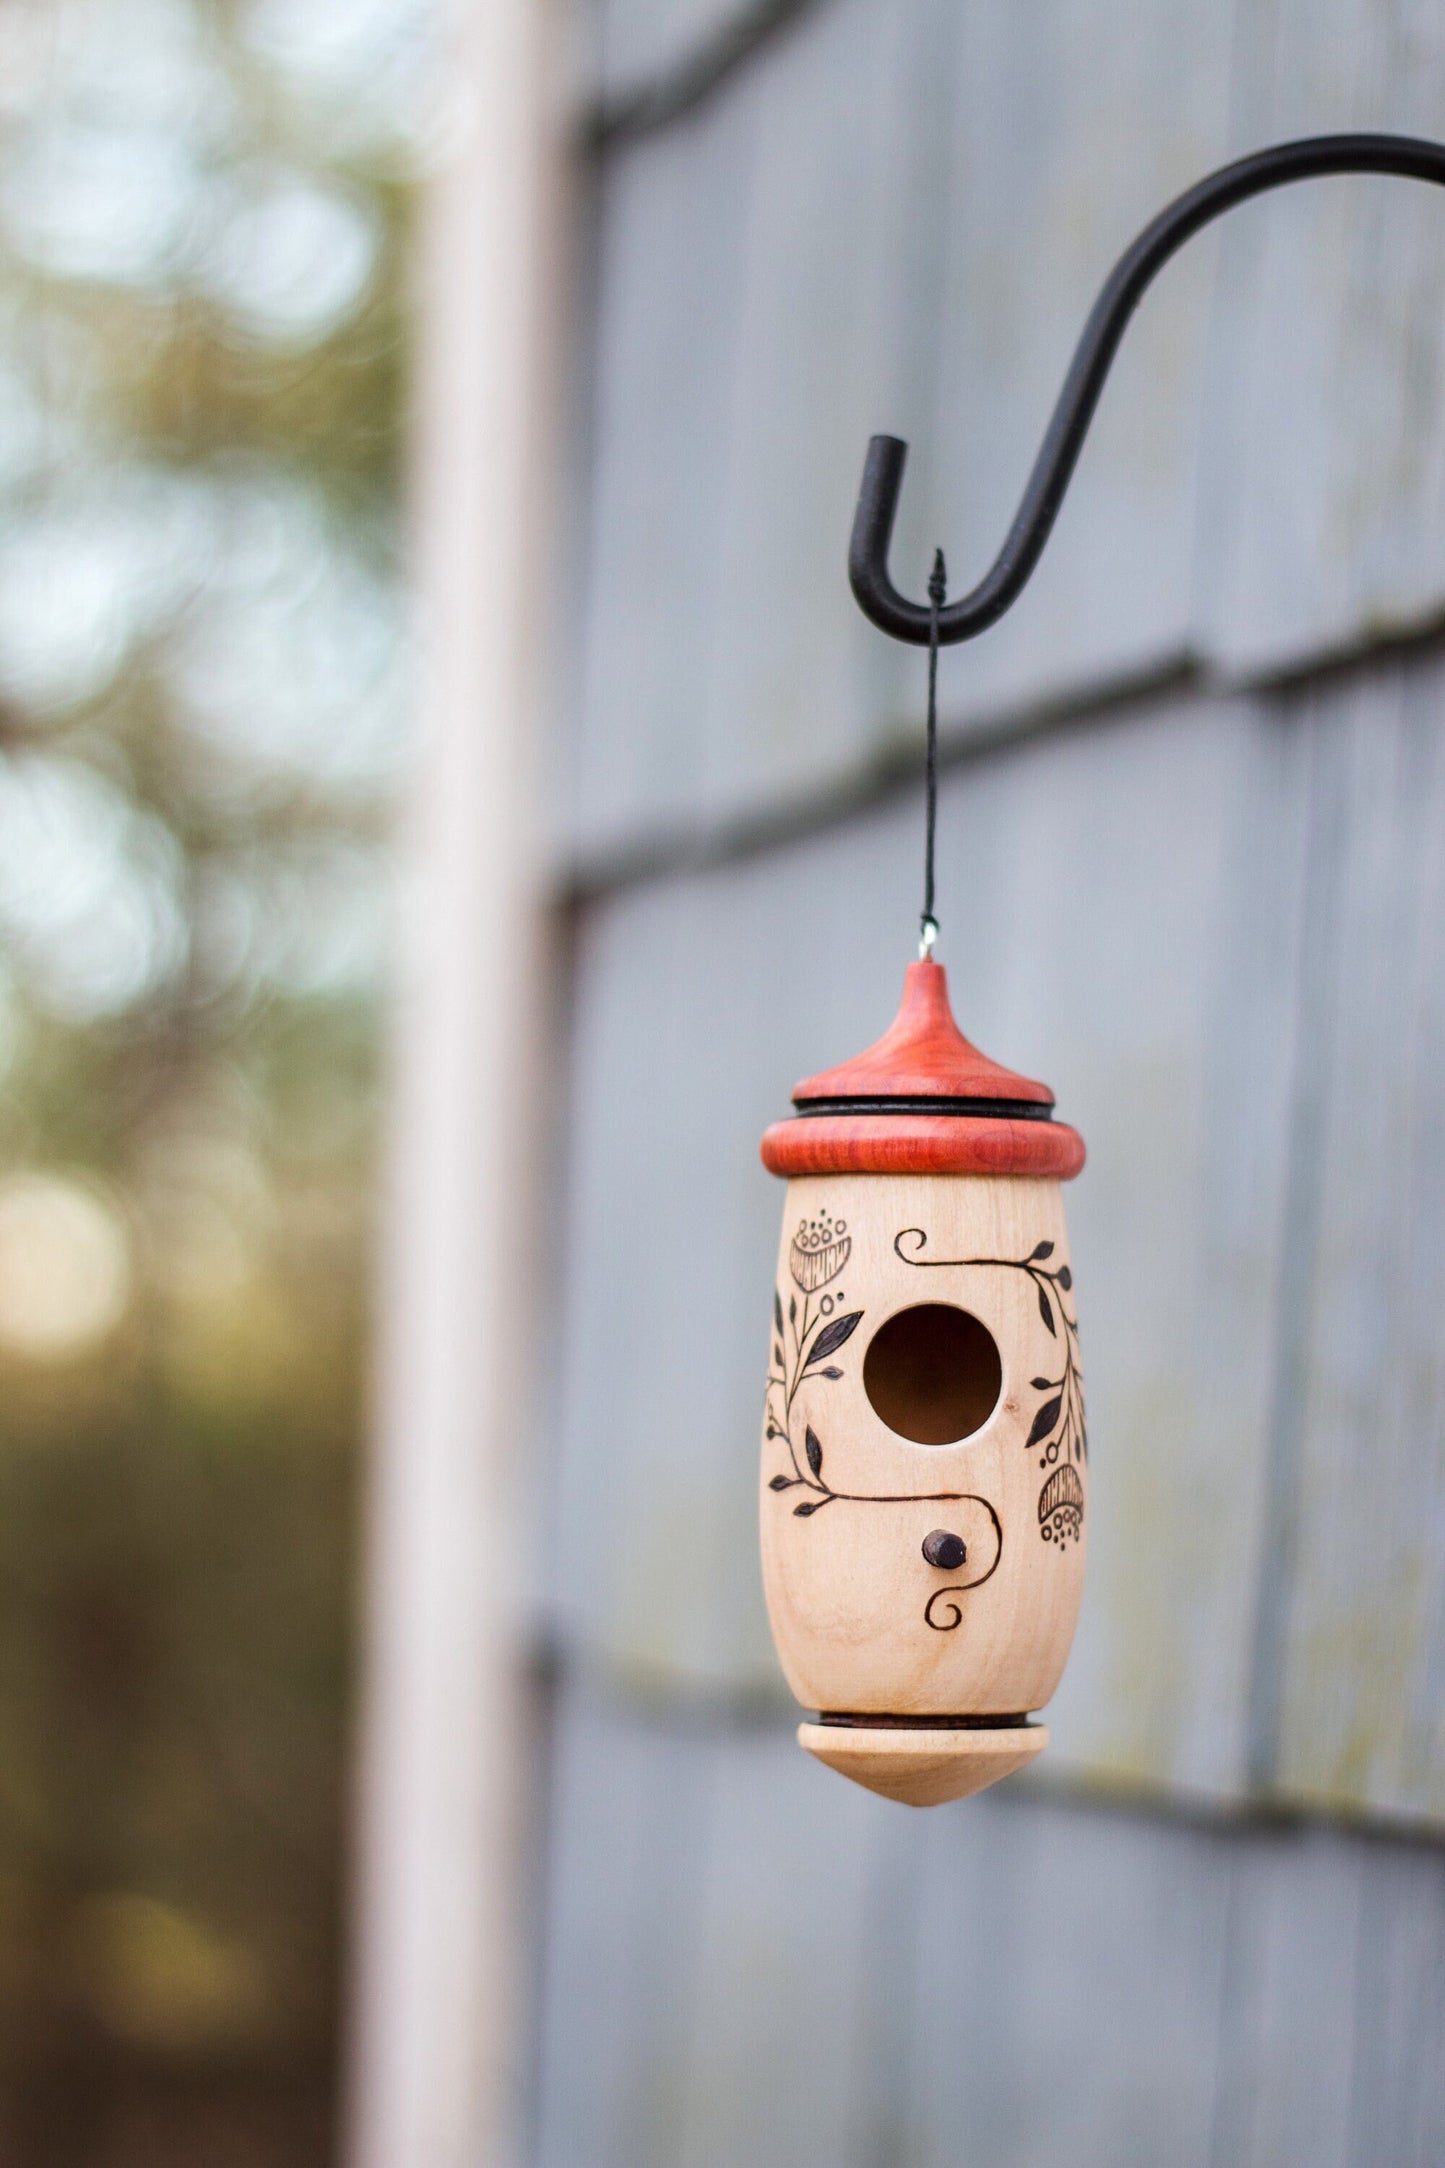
[761,959,1084,1181]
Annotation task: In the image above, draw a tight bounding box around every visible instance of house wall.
[527,3,1445,2158]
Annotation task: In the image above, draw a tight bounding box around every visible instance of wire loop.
[919,548,945,957]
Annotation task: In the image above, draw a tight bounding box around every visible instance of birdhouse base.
[797,1720,1047,1807]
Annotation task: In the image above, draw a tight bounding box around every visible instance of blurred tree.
[0,1,451,2159]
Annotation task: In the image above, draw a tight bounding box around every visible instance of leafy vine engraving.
[764,1214,1002,1628]
[893,1229,1086,1547]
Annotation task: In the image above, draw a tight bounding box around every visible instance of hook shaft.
[849,132,1445,645]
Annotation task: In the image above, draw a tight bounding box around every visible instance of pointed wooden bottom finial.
[797,1722,1047,1807]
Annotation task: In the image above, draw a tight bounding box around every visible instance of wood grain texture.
[897,1798,1445,2168]
[531,1687,892,2168]
[761,1175,1086,1730]
[529,1680,1445,2168]
[588,0,733,102]
[585,0,799,112]
[1262,659,1445,1822]
[565,0,1237,867]
[546,690,1311,1802]
[527,1686,712,2167]
[910,0,1234,720]
[1195,0,1445,675]
[567,69,761,854]
[572,0,1445,868]
[567,0,921,864]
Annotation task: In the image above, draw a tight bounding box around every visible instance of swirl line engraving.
[894,1228,1086,1545]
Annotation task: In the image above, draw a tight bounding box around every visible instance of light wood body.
[761,1174,1086,1751]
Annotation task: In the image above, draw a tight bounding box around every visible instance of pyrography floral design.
[764,1210,1002,1628]
[788,1211,851,1295]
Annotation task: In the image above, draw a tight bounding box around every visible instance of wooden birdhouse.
[759,958,1086,1806]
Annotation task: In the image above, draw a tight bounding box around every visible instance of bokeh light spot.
[68,1891,267,2052]
[0,1172,131,1360]
[199,171,378,344]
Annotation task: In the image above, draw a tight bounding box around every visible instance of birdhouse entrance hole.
[862,1303,1002,1446]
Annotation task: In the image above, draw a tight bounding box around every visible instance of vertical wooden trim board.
[346,3,567,2164]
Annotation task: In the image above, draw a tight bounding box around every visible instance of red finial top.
[790,958,1055,1106]
[761,959,1084,1180]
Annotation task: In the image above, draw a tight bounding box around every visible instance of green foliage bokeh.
[0,2,446,2157]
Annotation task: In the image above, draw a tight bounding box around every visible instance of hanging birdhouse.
[759,959,1085,1807]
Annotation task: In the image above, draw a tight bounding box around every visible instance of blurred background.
[0,1,451,2159]
[5,1,1445,2166]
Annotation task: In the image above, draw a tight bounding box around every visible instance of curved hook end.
[848,136,1445,652]
[848,434,934,645]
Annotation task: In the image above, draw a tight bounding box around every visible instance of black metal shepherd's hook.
[849,133,1445,647]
